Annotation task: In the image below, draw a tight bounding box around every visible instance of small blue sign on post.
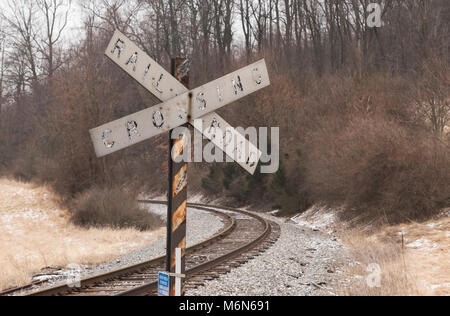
[158,272,170,297]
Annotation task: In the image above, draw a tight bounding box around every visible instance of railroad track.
[1,201,280,296]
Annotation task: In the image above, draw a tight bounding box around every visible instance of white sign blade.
[90,59,269,160]
[105,30,187,99]
[193,113,262,175]
[102,30,268,173]
[186,59,270,118]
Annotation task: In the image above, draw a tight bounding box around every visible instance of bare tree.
[284,0,293,61]
[250,0,267,54]
[0,23,6,113]
[211,0,234,71]
[35,0,71,78]
[274,0,282,54]
[302,0,324,75]
[416,60,450,137]
[198,0,213,73]
[167,0,181,57]
[187,0,200,58]
[1,0,40,84]
[222,0,234,59]
[239,0,252,62]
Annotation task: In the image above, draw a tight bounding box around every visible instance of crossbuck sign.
[90,30,269,174]
[89,30,271,296]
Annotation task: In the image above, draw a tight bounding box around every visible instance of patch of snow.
[291,205,340,233]
[269,209,281,216]
[348,261,361,267]
[1,208,50,224]
[407,238,439,249]
[431,283,450,290]
[407,238,427,248]
[33,275,58,282]
[438,208,450,218]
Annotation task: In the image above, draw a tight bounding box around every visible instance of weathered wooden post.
[167,58,190,296]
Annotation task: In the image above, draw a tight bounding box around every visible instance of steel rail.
[116,205,271,296]
[0,280,49,296]
[22,202,235,297]
[3,201,272,297]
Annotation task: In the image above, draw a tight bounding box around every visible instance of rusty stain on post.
[173,165,187,197]
[172,201,187,232]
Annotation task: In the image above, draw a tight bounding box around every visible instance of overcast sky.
[0,1,246,50]
[0,1,84,45]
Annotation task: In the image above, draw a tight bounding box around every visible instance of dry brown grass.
[340,231,422,296]
[0,178,165,291]
[339,214,449,296]
[375,216,450,296]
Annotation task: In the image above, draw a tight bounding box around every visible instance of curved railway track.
[1,201,280,297]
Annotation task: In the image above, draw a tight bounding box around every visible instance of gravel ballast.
[87,204,226,275]
[187,212,351,296]
[20,203,351,297]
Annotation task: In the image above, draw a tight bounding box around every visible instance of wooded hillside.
[0,0,448,226]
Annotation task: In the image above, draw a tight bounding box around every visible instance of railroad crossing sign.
[91,30,267,175]
[90,29,271,296]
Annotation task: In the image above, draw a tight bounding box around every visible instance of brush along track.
[2,202,280,296]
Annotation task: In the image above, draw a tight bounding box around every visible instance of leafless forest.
[0,0,448,227]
